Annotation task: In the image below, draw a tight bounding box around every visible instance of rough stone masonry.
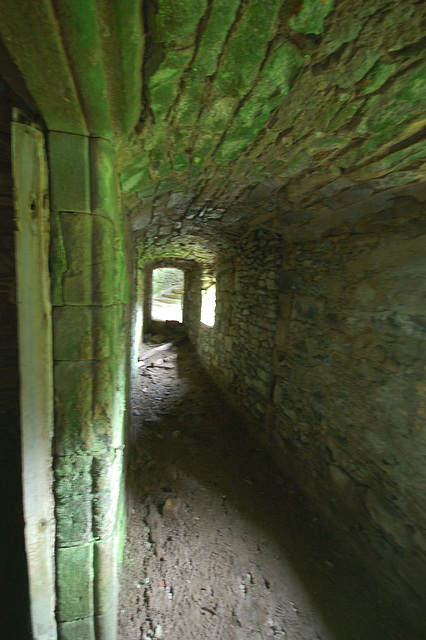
[0,1,424,639]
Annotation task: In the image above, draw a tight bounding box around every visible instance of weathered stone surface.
[92,451,123,539]
[95,606,117,640]
[58,617,95,640]
[55,495,92,546]
[50,209,67,306]
[181,197,426,623]
[54,361,94,455]
[55,359,119,457]
[92,217,115,305]
[186,230,281,419]
[59,212,93,306]
[55,454,94,546]
[2,2,426,635]
[53,307,93,361]
[49,132,90,213]
[56,543,94,621]
[94,535,119,615]
[92,358,115,437]
[90,137,116,217]
[55,454,93,546]
[269,201,426,598]
[114,241,130,305]
[119,0,426,261]
[93,306,118,360]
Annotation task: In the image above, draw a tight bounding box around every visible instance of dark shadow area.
[120,341,424,640]
[0,407,32,639]
[0,76,32,640]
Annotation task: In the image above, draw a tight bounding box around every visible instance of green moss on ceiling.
[289,0,335,35]
[170,0,240,132]
[215,42,303,163]
[115,0,426,209]
[154,0,208,44]
[214,0,283,98]
[148,48,193,120]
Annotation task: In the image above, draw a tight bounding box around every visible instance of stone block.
[318,177,353,198]
[60,212,93,305]
[56,494,92,546]
[56,543,94,621]
[94,535,119,615]
[55,454,93,497]
[93,306,117,360]
[58,617,95,640]
[93,358,115,441]
[49,132,90,213]
[91,451,117,493]
[54,361,102,456]
[95,605,117,640]
[111,377,127,445]
[92,217,115,305]
[338,184,374,204]
[53,306,93,360]
[92,457,124,543]
[114,247,130,304]
[90,137,116,218]
[93,489,119,540]
[50,210,67,306]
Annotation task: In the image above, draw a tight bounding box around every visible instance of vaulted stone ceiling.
[121,0,426,258]
[1,0,425,258]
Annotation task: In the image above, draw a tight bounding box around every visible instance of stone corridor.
[0,2,425,639]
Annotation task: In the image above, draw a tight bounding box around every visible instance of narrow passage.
[118,341,417,640]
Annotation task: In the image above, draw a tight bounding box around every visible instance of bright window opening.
[134,305,143,357]
[152,268,184,322]
[201,284,216,327]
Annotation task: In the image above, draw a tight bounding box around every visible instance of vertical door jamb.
[12,114,57,640]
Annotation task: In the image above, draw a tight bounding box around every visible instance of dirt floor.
[118,339,422,640]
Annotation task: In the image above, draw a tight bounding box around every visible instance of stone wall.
[186,198,426,621]
[271,195,426,614]
[186,231,282,423]
[50,133,131,640]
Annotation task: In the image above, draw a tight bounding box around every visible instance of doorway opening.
[151,268,184,322]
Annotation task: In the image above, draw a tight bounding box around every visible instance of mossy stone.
[290,0,335,35]
[56,543,94,621]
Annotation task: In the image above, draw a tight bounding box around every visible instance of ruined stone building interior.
[0,1,425,639]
